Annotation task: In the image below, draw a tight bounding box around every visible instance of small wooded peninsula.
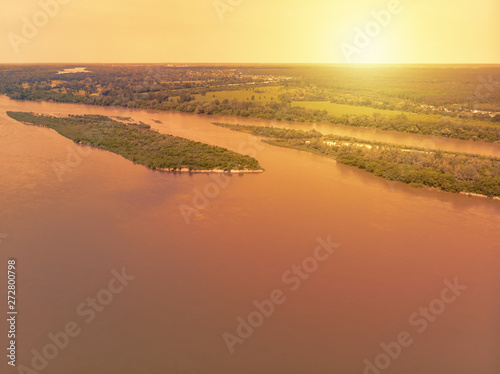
[6,112,262,173]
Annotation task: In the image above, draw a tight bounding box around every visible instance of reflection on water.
[0,95,499,374]
[57,67,90,74]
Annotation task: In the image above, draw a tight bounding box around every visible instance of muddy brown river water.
[0,95,499,373]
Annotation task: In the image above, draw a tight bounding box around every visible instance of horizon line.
[1,62,500,66]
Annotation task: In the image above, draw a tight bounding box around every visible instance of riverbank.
[156,168,264,174]
[460,191,500,201]
[213,122,500,198]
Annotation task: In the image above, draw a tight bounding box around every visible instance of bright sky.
[0,0,499,63]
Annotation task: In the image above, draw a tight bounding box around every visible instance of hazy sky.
[1,0,499,63]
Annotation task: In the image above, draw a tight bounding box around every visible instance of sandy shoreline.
[155,168,264,174]
[459,191,500,201]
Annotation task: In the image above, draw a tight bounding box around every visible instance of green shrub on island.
[216,123,500,198]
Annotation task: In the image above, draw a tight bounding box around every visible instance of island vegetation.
[212,123,500,198]
[6,112,262,172]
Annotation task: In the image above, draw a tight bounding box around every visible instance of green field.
[195,86,291,104]
[195,89,441,122]
[291,101,450,122]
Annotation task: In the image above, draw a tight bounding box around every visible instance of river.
[0,95,499,374]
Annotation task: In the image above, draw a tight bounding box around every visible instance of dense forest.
[213,123,500,198]
[6,112,262,172]
[1,64,499,142]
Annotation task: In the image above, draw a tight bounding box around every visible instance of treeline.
[6,112,262,172]
[216,123,500,198]
[157,100,500,143]
[212,123,323,139]
[7,86,499,142]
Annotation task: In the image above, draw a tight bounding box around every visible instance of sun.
[356,40,395,64]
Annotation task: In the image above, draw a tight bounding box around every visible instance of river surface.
[0,95,499,374]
